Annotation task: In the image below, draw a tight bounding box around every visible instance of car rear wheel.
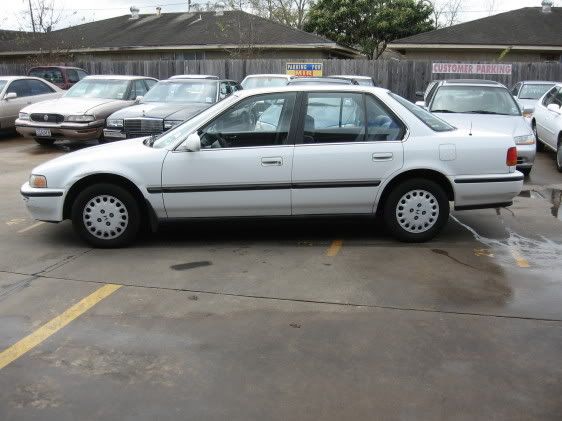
[383,179,449,243]
[34,138,55,146]
[71,183,140,247]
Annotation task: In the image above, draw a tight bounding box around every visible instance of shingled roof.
[0,11,359,57]
[391,7,562,47]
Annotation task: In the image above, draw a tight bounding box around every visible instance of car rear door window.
[365,95,405,141]
[199,92,296,149]
[7,80,31,97]
[542,87,558,106]
[27,79,55,95]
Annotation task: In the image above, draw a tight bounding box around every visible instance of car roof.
[288,77,355,85]
[169,75,219,80]
[161,78,234,83]
[232,85,388,99]
[28,65,86,70]
[519,80,559,84]
[0,75,57,82]
[332,75,372,80]
[442,79,503,85]
[82,75,157,81]
[243,74,292,79]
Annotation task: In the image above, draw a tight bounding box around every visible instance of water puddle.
[518,188,562,221]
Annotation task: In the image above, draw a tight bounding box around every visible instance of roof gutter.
[390,43,562,52]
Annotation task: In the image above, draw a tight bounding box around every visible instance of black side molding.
[454,176,524,184]
[20,190,63,198]
[455,201,513,211]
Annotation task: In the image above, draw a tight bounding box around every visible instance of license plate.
[35,128,51,137]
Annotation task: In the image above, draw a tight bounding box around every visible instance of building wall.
[397,49,562,63]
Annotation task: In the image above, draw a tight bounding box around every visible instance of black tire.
[34,138,55,146]
[557,139,562,173]
[532,122,544,152]
[520,167,532,177]
[383,179,449,243]
[71,183,141,248]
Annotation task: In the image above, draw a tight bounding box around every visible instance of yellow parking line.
[17,221,44,233]
[326,240,343,257]
[0,283,121,370]
[510,248,530,268]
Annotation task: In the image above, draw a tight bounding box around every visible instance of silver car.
[427,80,536,176]
[16,75,157,145]
[511,80,559,121]
[0,76,62,131]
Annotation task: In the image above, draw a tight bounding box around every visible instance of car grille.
[30,113,64,123]
[124,118,164,138]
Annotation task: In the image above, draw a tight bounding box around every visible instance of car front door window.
[199,93,296,149]
[7,80,31,97]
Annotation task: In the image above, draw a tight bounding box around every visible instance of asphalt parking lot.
[1,133,562,420]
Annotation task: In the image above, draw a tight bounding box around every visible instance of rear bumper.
[452,173,524,209]
[15,120,104,141]
[20,182,65,222]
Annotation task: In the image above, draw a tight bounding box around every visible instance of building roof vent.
[542,0,553,13]
[130,5,140,19]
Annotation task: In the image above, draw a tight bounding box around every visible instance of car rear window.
[29,68,64,84]
[389,93,455,132]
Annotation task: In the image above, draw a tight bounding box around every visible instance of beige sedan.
[0,76,62,131]
[16,75,157,145]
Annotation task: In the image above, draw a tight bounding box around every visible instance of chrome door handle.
[372,152,393,161]
[261,157,283,166]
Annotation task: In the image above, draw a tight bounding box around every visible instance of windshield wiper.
[465,110,510,115]
[431,109,456,113]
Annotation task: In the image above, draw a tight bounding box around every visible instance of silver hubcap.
[396,189,439,233]
[83,195,128,240]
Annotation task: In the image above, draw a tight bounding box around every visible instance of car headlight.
[18,112,30,121]
[106,118,124,128]
[29,174,47,188]
[164,120,183,130]
[66,115,95,122]
[514,134,535,145]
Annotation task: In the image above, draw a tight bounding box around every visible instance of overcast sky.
[0,0,557,31]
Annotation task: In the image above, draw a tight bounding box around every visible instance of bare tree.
[20,0,65,33]
[430,0,463,28]
[229,0,314,29]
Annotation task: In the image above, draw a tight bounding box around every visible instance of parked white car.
[0,76,62,131]
[21,86,523,247]
[510,80,558,118]
[241,74,294,89]
[426,80,536,176]
[532,83,562,171]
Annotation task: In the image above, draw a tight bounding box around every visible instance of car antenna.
[469,120,473,136]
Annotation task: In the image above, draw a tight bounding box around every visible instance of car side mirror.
[185,132,201,152]
[4,92,17,100]
[134,95,143,104]
[547,104,561,114]
[415,100,426,109]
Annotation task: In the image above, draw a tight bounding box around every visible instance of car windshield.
[356,79,374,87]
[430,85,521,116]
[143,80,218,103]
[29,68,64,84]
[0,80,7,92]
[150,95,239,149]
[242,77,288,89]
[65,79,130,99]
[519,83,556,100]
[389,93,455,132]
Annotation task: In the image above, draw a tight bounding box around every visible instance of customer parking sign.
[286,63,323,77]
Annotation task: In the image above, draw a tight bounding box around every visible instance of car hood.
[22,97,124,115]
[109,102,211,120]
[434,113,532,137]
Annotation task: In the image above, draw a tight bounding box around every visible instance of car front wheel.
[71,183,140,247]
[383,179,449,243]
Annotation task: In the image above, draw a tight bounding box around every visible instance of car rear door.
[160,92,297,217]
[291,91,405,215]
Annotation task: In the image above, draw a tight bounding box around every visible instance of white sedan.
[20,86,524,247]
[532,83,562,171]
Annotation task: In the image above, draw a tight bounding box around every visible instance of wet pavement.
[0,134,561,420]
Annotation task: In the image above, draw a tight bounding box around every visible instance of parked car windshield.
[430,86,521,116]
[242,77,288,89]
[143,80,218,103]
[389,93,455,132]
[519,83,556,100]
[29,68,64,84]
[65,79,130,100]
[356,79,375,87]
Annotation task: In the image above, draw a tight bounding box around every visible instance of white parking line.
[17,222,45,234]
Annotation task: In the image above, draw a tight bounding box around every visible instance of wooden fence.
[2,59,562,100]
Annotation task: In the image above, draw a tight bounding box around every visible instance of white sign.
[432,62,512,75]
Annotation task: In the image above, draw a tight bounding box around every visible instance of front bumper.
[20,182,65,222]
[15,120,104,141]
[516,143,536,169]
[103,128,127,140]
[452,173,524,209]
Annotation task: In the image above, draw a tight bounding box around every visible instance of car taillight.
[506,147,517,167]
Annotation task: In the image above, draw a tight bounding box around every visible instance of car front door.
[291,91,405,215]
[160,92,297,217]
[538,87,562,148]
